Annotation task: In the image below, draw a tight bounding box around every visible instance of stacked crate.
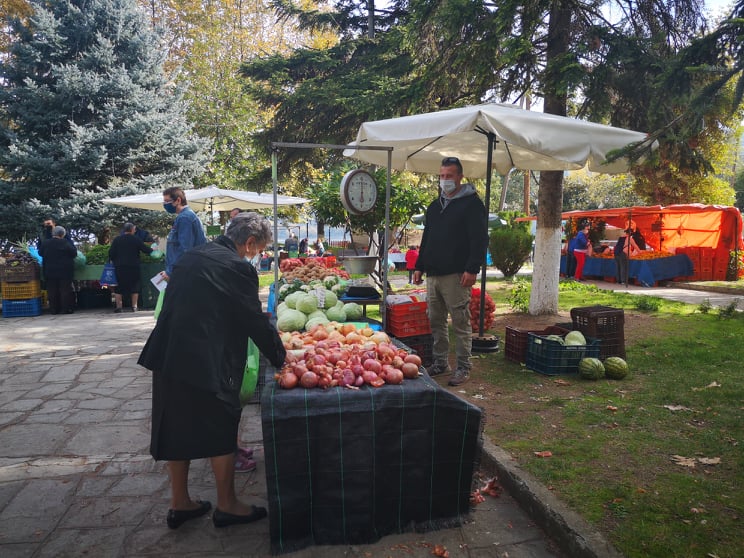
[504,325,570,364]
[1,260,42,318]
[385,301,433,367]
[697,247,715,281]
[713,248,731,281]
[525,333,601,375]
[674,247,698,281]
[570,305,625,359]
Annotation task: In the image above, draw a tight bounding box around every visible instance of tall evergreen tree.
[0,0,211,242]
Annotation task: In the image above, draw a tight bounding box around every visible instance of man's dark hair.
[441,156,463,174]
[163,187,187,205]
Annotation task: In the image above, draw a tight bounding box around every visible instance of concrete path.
[0,307,567,558]
[2,277,738,557]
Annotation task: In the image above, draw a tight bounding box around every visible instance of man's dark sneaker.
[448,368,470,386]
[427,362,451,376]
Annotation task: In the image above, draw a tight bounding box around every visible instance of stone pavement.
[3,278,737,558]
[0,307,569,558]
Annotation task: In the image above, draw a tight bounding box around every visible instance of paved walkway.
[2,278,740,557]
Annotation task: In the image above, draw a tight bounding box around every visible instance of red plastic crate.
[504,325,570,363]
[385,302,430,337]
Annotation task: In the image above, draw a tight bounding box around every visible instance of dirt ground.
[431,305,659,439]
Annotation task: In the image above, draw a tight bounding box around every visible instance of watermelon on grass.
[604,357,629,379]
[578,357,605,380]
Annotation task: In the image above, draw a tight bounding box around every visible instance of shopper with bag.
[138,212,285,530]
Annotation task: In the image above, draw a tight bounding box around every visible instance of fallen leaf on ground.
[534,450,553,458]
[553,378,571,386]
[671,455,697,467]
[664,404,692,412]
[431,544,449,557]
[606,405,618,412]
[697,457,721,465]
[692,381,721,391]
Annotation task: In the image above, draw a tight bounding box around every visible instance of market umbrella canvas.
[343,103,651,176]
[103,185,309,212]
[344,103,653,333]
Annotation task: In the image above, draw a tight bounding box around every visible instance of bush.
[489,226,533,278]
[83,244,111,264]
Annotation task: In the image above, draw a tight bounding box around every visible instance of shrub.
[83,244,111,264]
[507,278,531,313]
[489,226,533,278]
[634,295,661,312]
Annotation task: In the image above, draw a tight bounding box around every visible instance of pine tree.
[0,0,211,242]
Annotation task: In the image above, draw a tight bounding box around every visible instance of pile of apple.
[276,323,423,390]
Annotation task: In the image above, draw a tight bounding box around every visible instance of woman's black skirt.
[114,265,141,297]
[150,371,241,461]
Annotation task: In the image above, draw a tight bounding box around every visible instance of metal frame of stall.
[269,142,393,330]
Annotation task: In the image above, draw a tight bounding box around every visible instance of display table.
[560,254,694,287]
[260,371,482,555]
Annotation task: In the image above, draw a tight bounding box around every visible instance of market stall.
[260,368,481,555]
[559,253,695,286]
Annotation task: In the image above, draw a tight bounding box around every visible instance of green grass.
[477,281,744,558]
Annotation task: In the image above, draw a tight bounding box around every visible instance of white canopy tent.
[103,185,309,212]
[344,103,653,330]
[343,103,651,176]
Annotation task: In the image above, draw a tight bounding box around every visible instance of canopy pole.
[497,167,516,212]
[271,150,280,311]
[478,134,496,337]
[381,151,392,331]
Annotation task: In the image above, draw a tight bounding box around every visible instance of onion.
[391,356,404,369]
[403,354,422,367]
[341,369,355,387]
[300,371,319,388]
[354,374,364,387]
[345,332,362,344]
[313,328,329,341]
[385,369,404,385]
[362,370,379,384]
[370,332,390,345]
[351,364,365,377]
[363,358,382,374]
[401,362,419,379]
[278,372,299,389]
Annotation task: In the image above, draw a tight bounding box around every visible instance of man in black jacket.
[413,157,488,386]
[39,226,77,314]
[109,222,153,312]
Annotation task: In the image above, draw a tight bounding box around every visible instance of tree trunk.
[529,1,572,315]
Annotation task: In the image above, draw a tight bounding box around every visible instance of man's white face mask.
[440,179,457,195]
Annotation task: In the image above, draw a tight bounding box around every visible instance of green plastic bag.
[154,288,166,320]
[239,338,260,406]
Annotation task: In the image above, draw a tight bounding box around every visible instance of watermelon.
[578,357,605,380]
[603,357,629,379]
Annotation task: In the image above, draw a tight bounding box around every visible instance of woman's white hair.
[225,212,272,245]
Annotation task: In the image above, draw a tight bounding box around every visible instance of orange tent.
[560,204,744,253]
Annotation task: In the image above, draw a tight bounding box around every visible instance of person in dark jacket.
[109,222,153,313]
[138,212,286,529]
[41,217,75,248]
[39,226,77,314]
[413,156,488,387]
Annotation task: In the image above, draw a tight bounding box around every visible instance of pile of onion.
[275,335,423,390]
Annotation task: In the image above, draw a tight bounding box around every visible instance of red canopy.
[560,204,744,252]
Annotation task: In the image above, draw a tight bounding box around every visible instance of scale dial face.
[340,169,378,215]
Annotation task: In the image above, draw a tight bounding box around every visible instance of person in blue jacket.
[161,187,207,280]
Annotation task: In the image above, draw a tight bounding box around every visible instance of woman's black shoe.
[166,500,212,529]
[212,505,267,528]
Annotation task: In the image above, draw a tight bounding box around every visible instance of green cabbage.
[325,305,347,322]
[343,302,363,320]
[276,302,289,316]
[305,315,329,330]
[276,309,307,332]
[322,290,338,309]
[564,330,587,346]
[296,293,319,314]
[306,309,327,321]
